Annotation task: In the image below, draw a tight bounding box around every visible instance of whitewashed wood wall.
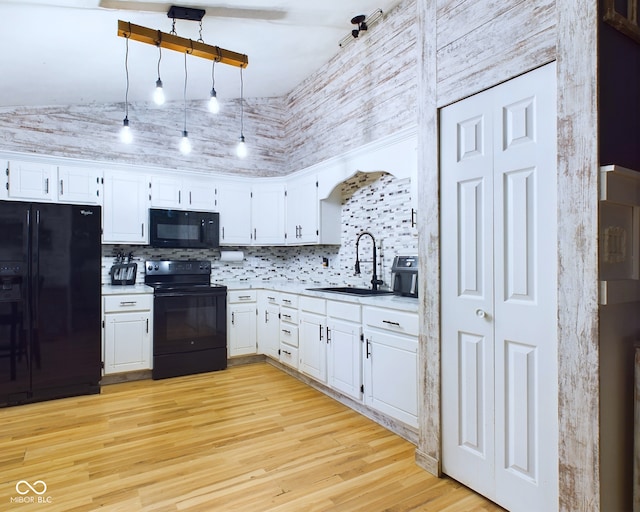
[417,0,602,511]
[0,0,417,180]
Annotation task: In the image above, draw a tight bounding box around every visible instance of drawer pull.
[267,296,276,301]
[119,301,137,307]
[282,349,291,356]
[382,320,401,327]
[282,329,291,335]
[282,299,292,304]
[282,314,292,320]
[238,295,252,300]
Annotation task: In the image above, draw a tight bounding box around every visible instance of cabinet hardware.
[382,320,401,327]
[254,228,257,239]
[146,318,149,333]
[282,314,291,320]
[265,310,269,323]
[231,312,235,325]
[189,191,192,204]
[60,179,64,195]
[239,295,252,300]
[326,327,331,343]
[283,349,291,356]
[411,208,417,228]
[282,329,291,335]
[141,223,144,237]
[366,338,371,359]
[45,178,49,194]
[283,299,291,304]
[319,324,323,341]
[178,190,181,204]
[119,301,137,306]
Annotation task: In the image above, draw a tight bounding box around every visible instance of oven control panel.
[145,260,211,275]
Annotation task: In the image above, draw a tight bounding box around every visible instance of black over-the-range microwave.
[149,208,220,249]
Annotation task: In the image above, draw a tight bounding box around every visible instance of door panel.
[441,62,557,512]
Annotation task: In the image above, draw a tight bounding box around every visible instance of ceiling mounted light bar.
[117,20,249,68]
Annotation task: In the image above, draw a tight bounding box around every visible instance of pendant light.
[236,66,247,158]
[179,50,191,154]
[120,33,133,144]
[153,39,166,105]
[208,57,220,114]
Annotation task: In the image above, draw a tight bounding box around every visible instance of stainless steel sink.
[307,286,394,296]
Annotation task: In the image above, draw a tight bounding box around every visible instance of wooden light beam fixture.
[117,20,249,68]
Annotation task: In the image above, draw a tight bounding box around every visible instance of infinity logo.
[15,480,47,495]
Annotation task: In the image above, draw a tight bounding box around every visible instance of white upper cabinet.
[57,165,103,205]
[217,181,252,245]
[252,182,285,245]
[286,173,317,244]
[102,169,149,244]
[6,159,56,201]
[150,175,216,211]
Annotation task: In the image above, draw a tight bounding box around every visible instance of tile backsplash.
[102,171,417,288]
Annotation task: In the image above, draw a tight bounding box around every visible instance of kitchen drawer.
[263,292,279,305]
[299,295,325,315]
[327,300,361,322]
[279,307,298,325]
[279,343,298,370]
[363,306,418,337]
[104,294,153,313]
[228,290,257,303]
[279,293,298,309]
[280,324,299,347]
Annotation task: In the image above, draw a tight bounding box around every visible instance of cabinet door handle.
[141,223,144,237]
[326,327,331,343]
[231,312,235,325]
[178,190,181,204]
[189,191,192,204]
[382,320,401,327]
[45,178,49,194]
[265,310,269,323]
[254,228,257,240]
[60,179,64,196]
[222,227,225,240]
[146,318,149,333]
[319,324,323,341]
[366,338,371,359]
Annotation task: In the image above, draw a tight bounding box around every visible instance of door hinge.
[360,384,364,393]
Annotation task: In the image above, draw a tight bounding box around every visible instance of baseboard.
[415,449,440,476]
[100,369,152,385]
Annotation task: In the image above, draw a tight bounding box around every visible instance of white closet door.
[441,62,558,512]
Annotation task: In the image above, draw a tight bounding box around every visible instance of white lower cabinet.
[103,293,153,374]
[257,291,280,359]
[227,290,257,357]
[298,296,326,382]
[362,306,418,428]
[327,301,363,401]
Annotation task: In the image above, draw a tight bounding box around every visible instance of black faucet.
[355,231,384,290]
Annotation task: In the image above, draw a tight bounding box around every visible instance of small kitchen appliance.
[391,256,419,298]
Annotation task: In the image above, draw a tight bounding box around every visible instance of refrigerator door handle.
[25,208,32,327]
[33,209,40,328]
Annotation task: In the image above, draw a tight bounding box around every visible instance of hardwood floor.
[0,363,504,511]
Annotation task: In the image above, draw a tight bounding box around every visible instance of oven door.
[153,291,227,355]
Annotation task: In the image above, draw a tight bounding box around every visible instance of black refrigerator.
[0,201,102,406]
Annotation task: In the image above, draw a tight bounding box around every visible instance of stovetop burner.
[144,259,223,292]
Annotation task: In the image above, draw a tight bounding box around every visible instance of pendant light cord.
[240,66,244,136]
[183,51,188,131]
[124,35,130,119]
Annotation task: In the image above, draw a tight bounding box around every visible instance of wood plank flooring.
[0,363,504,511]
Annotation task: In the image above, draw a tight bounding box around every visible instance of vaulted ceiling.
[0,0,402,107]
